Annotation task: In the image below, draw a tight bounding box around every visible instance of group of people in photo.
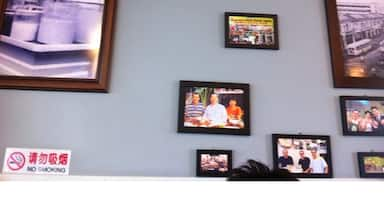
[200,154,229,173]
[184,92,245,128]
[278,147,329,174]
[347,105,384,133]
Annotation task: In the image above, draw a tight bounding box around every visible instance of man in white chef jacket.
[201,94,228,127]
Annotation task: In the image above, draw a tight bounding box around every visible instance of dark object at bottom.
[227,160,299,181]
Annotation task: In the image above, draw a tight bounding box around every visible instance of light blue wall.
[0,0,383,177]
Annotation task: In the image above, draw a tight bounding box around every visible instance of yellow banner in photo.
[229,16,274,26]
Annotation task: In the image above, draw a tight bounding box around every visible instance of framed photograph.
[225,12,279,50]
[0,0,116,92]
[196,150,232,177]
[358,152,384,178]
[340,96,384,136]
[325,0,384,89]
[178,81,250,136]
[272,134,333,178]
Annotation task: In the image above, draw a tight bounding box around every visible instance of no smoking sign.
[2,148,71,175]
[6,152,26,171]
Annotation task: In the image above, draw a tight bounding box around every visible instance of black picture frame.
[177,80,250,136]
[225,12,279,50]
[196,150,233,177]
[340,96,384,136]
[325,0,384,89]
[272,134,333,178]
[358,152,384,178]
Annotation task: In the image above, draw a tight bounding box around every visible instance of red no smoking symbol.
[7,152,26,171]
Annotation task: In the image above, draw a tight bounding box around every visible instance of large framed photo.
[225,12,279,50]
[0,0,116,92]
[326,0,384,89]
[340,96,384,136]
[196,150,232,177]
[272,134,333,178]
[178,81,250,136]
[358,152,384,178]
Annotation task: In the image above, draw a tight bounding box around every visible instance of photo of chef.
[0,0,105,79]
[196,150,232,177]
[225,13,278,49]
[184,87,246,129]
[273,135,333,178]
[343,98,384,135]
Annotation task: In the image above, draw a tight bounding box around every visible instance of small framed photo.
[272,134,333,178]
[225,12,279,50]
[340,96,384,136]
[196,150,232,177]
[178,81,250,136]
[325,0,384,89]
[358,152,384,178]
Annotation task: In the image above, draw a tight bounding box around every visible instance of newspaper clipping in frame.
[2,148,71,175]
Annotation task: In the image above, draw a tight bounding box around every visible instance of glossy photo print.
[340,96,384,136]
[225,12,279,50]
[196,150,232,177]
[0,0,116,92]
[358,152,384,178]
[326,0,384,88]
[272,134,333,178]
[178,81,250,136]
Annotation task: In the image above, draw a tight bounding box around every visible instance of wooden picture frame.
[325,0,384,89]
[0,0,116,92]
[340,96,384,136]
[358,152,384,178]
[178,80,250,136]
[272,134,333,178]
[225,12,279,50]
[196,150,232,177]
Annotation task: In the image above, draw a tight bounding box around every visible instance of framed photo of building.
[177,81,250,136]
[225,12,279,50]
[0,0,116,92]
[196,150,232,177]
[326,0,384,89]
[272,134,333,178]
[358,152,384,178]
[340,96,384,136]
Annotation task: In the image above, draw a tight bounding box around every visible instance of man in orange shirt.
[227,99,243,120]
[226,99,244,128]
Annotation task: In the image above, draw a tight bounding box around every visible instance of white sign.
[2,148,71,175]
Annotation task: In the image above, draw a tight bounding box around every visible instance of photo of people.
[178,81,250,135]
[0,0,105,79]
[342,97,384,135]
[273,134,333,178]
[184,88,245,129]
[363,156,384,173]
[196,150,232,177]
[225,12,278,49]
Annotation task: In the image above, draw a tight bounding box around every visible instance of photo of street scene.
[337,0,384,78]
[0,0,105,79]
